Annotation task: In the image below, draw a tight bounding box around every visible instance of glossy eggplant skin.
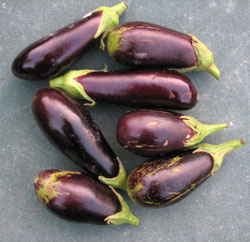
[35,170,121,224]
[117,110,228,157]
[12,11,102,80]
[127,151,213,207]
[107,21,220,80]
[108,21,197,68]
[32,88,119,178]
[117,110,195,156]
[77,69,198,110]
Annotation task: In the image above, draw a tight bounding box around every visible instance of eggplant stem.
[202,123,228,137]
[181,116,228,147]
[50,69,99,106]
[105,186,139,226]
[194,139,246,174]
[93,2,128,50]
[98,157,127,191]
[207,62,220,80]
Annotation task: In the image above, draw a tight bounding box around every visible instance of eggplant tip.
[240,139,246,146]
[207,62,220,80]
[123,2,128,8]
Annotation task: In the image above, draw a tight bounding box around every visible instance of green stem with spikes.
[181,115,228,147]
[194,139,246,174]
[99,157,127,191]
[93,2,128,50]
[105,186,139,226]
[174,34,220,80]
[50,68,107,106]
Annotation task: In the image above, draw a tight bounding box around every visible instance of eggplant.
[107,22,220,80]
[127,139,245,207]
[12,2,127,80]
[117,110,228,157]
[32,88,126,190]
[50,68,198,110]
[35,169,139,226]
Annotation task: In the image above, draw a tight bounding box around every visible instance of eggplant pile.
[11,2,246,227]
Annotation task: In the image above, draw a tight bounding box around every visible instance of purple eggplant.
[127,139,245,207]
[35,170,139,225]
[107,22,220,80]
[117,110,228,157]
[32,88,126,190]
[49,68,198,110]
[12,2,127,80]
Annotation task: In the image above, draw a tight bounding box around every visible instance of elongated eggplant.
[49,68,198,110]
[35,170,139,225]
[107,22,220,79]
[127,139,245,207]
[12,2,127,80]
[117,110,228,157]
[32,88,126,190]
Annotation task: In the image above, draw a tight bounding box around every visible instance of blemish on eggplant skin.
[163,140,168,146]
[147,121,158,126]
[134,52,148,59]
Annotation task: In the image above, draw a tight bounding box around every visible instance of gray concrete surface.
[0,0,249,241]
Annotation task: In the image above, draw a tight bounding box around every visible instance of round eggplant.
[117,110,228,157]
[32,88,126,190]
[35,170,139,226]
[107,22,220,80]
[50,68,198,110]
[127,139,245,207]
[12,2,127,80]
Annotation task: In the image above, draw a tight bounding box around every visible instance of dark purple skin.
[78,69,198,110]
[127,151,213,207]
[35,170,121,224]
[117,110,195,157]
[12,11,102,80]
[32,88,119,178]
[110,22,197,68]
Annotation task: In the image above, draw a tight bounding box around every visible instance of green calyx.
[181,115,228,147]
[99,157,127,191]
[194,139,245,174]
[107,26,129,58]
[35,170,81,205]
[126,181,142,206]
[93,2,128,50]
[50,69,100,106]
[105,186,139,226]
[175,34,220,80]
